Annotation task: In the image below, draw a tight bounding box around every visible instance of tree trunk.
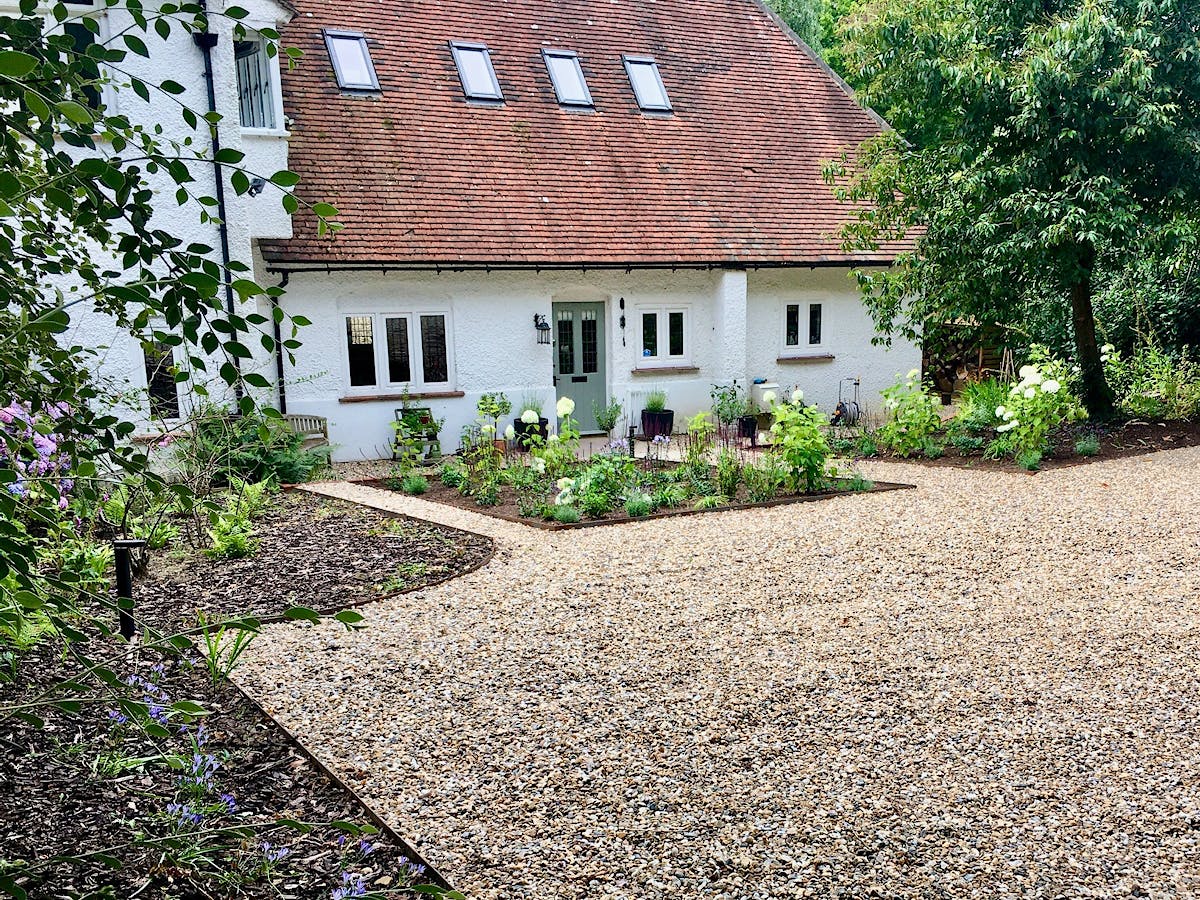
[1070,243,1116,420]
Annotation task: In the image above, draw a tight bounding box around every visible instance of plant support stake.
[113,539,147,641]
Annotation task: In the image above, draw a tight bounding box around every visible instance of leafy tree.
[766,0,826,53]
[0,1,349,891]
[824,0,1200,417]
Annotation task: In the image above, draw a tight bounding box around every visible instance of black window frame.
[323,29,381,93]
[622,55,672,113]
[542,49,593,108]
[450,40,503,102]
[142,342,181,420]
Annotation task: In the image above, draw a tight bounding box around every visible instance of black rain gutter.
[263,258,897,277]
[273,272,289,414]
[193,3,242,398]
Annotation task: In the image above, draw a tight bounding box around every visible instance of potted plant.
[513,394,549,448]
[711,381,757,441]
[640,389,674,440]
[738,398,759,440]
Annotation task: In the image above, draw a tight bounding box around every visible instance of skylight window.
[324,30,380,92]
[623,56,671,112]
[450,41,503,102]
[543,50,592,107]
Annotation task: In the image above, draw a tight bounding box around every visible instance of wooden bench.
[284,414,329,450]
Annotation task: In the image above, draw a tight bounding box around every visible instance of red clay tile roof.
[260,0,910,267]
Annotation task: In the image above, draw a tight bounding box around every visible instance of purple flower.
[261,841,291,864]
[220,793,236,813]
[106,709,129,726]
[357,838,375,857]
[166,802,203,827]
[331,871,366,900]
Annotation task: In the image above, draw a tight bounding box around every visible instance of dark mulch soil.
[367,475,911,530]
[136,491,493,630]
[0,491,490,898]
[869,419,1200,472]
[0,643,445,900]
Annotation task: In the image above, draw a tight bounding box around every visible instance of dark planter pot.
[513,417,549,448]
[641,409,675,440]
[738,415,758,439]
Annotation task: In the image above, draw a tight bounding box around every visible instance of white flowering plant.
[993,349,1085,464]
[769,396,832,493]
[1101,343,1200,420]
[876,370,942,458]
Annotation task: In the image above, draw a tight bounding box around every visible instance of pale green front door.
[552,302,606,434]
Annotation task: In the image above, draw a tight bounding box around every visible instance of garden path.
[237,449,1200,899]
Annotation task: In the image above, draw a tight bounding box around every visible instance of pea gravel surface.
[236,448,1200,899]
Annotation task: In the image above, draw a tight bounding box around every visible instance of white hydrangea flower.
[556,396,575,418]
[791,388,804,404]
[762,390,777,406]
[556,477,574,491]
[1101,344,1115,354]
[521,409,539,425]
[504,424,516,440]
[1019,364,1038,380]
[1023,387,1036,399]
[531,457,546,474]
[995,405,1006,418]
[996,420,1019,433]
[1003,408,1015,420]
[480,423,495,434]
[907,368,920,380]
[1041,379,1061,394]
[1025,371,1044,387]
[548,434,559,444]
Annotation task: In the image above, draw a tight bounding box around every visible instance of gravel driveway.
[236,449,1200,899]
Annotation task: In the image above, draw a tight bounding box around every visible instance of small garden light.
[534,313,552,345]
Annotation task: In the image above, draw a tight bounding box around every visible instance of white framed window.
[783,301,825,354]
[450,41,503,102]
[235,37,282,131]
[623,55,671,112]
[343,312,454,393]
[324,30,380,92]
[543,49,592,108]
[638,307,690,366]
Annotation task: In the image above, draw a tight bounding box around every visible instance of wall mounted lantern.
[534,313,552,345]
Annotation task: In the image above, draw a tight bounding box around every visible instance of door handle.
[572,376,587,383]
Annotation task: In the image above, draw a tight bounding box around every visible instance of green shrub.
[950,433,985,455]
[769,401,831,493]
[652,482,689,509]
[715,449,743,498]
[1102,343,1200,419]
[984,436,1016,460]
[179,408,327,487]
[1074,434,1100,457]
[625,495,653,518]
[830,435,857,456]
[593,397,623,435]
[579,488,614,519]
[922,440,945,459]
[1015,449,1043,471]
[744,452,790,502]
[474,476,500,507]
[205,508,256,559]
[877,371,942,457]
[439,461,466,488]
[953,378,1008,433]
[400,474,429,495]
[995,351,1086,457]
[856,431,879,458]
[694,495,724,510]
[644,390,668,413]
[227,476,275,518]
[552,505,581,524]
[845,473,874,492]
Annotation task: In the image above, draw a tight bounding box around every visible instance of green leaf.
[214,148,245,164]
[276,818,313,833]
[334,609,365,626]
[283,606,320,623]
[0,51,38,78]
[312,202,339,218]
[56,101,94,125]
[269,170,301,187]
[23,89,50,120]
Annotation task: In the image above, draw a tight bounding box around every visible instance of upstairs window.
[623,56,671,112]
[235,38,278,130]
[543,50,592,108]
[324,30,380,92]
[450,41,503,102]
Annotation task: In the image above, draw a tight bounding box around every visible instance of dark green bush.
[179,409,327,487]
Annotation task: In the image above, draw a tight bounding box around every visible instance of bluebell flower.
[331,871,366,900]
